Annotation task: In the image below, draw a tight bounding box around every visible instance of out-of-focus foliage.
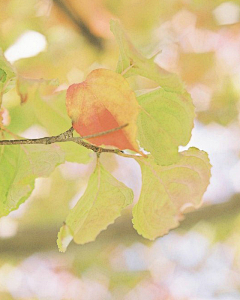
[0,0,240,299]
[0,6,212,248]
[198,77,240,125]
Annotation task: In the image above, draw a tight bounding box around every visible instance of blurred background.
[1,0,240,299]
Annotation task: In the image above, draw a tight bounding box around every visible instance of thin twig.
[81,123,128,139]
[1,126,21,139]
[121,63,134,76]
[0,124,128,145]
[0,124,141,159]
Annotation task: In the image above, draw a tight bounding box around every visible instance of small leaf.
[66,68,140,152]
[17,76,59,103]
[110,20,184,93]
[137,88,195,165]
[0,69,7,83]
[58,142,92,164]
[132,148,211,240]
[8,86,71,136]
[0,144,65,217]
[57,163,133,251]
[57,223,73,253]
[0,49,16,95]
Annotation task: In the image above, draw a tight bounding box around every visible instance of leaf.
[17,76,59,103]
[58,142,92,164]
[8,77,92,163]
[110,19,184,93]
[137,88,195,165]
[0,144,65,217]
[57,163,133,251]
[0,69,7,83]
[8,85,71,136]
[132,147,211,240]
[0,49,16,95]
[66,68,140,152]
[57,223,74,253]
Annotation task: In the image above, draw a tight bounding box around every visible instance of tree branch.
[1,196,240,254]
[178,193,240,230]
[0,123,140,158]
[52,0,104,50]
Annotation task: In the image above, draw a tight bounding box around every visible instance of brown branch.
[52,0,104,50]
[0,123,140,158]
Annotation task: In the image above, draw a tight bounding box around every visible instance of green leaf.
[8,87,71,136]
[57,163,133,251]
[0,69,7,83]
[110,19,184,93]
[0,49,16,95]
[58,142,92,164]
[17,76,59,103]
[8,89,94,163]
[8,77,94,163]
[57,223,74,253]
[137,88,195,165]
[0,144,65,217]
[133,147,211,240]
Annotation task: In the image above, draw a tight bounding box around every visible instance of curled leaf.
[57,223,73,253]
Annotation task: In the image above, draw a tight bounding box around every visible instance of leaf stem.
[81,123,128,139]
[121,62,134,76]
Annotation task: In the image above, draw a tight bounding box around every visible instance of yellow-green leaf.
[17,76,59,103]
[0,69,7,83]
[0,48,16,95]
[8,87,71,136]
[58,142,92,164]
[110,19,184,93]
[133,148,211,240]
[137,88,195,165]
[0,144,65,217]
[57,223,74,253]
[57,163,133,251]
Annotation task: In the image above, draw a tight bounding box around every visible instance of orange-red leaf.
[66,68,140,151]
